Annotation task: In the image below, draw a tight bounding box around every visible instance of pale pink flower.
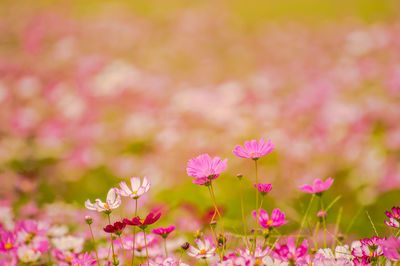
[85,188,121,213]
[252,208,288,229]
[186,154,227,185]
[300,178,334,194]
[233,138,274,160]
[115,176,151,199]
[187,238,215,259]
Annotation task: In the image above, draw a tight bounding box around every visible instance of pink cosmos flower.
[252,208,288,229]
[384,206,400,228]
[270,237,308,264]
[152,225,176,238]
[187,238,215,259]
[299,178,334,195]
[254,183,273,196]
[114,176,151,199]
[70,252,97,265]
[186,154,227,185]
[233,138,274,160]
[0,231,17,253]
[381,236,400,261]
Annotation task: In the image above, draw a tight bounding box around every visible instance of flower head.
[151,225,176,238]
[186,154,227,185]
[104,221,126,235]
[299,178,334,195]
[233,138,274,160]
[252,208,288,229]
[123,212,161,230]
[270,237,308,264]
[385,206,400,228]
[187,238,215,259]
[115,176,151,199]
[0,231,17,252]
[85,188,121,213]
[381,236,400,261]
[71,252,97,266]
[254,183,273,196]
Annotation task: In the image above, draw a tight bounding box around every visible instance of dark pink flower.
[0,231,17,253]
[186,154,227,185]
[103,221,126,235]
[123,212,161,230]
[299,178,334,195]
[233,138,274,160]
[151,225,176,238]
[254,183,273,196]
[252,208,288,229]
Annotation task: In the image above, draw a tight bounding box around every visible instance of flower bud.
[236,173,243,180]
[194,229,203,239]
[181,242,190,250]
[210,220,217,228]
[317,210,327,222]
[217,233,226,246]
[85,216,93,225]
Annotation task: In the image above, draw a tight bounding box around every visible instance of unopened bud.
[337,233,344,241]
[210,220,217,228]
[236,173,243,180]
[317,210,327,222]
[181,242,190,250]
[194,229,203,239]
[85,216,93,225]
[217,233,226,246]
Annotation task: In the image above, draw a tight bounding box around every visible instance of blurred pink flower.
[233,138,274,160]
[0,231,17,253]
[186,154,227,185]
[252,208,288,229]
[381,236,400,261]
[270,237,308,264]
[151,225,176,238]
[300,178,334,195]
[254,183,273,196]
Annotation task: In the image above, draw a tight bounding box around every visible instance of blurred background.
[1,0,400,240]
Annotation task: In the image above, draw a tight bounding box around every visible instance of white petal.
[130,177,141,191]
[106,188,117,205]
[84,200,97,211]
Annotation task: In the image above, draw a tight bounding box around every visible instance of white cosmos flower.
[48,225,68,238]
[17,246,41,262]
[85,188,121,212]
[115,176,151,199]
[187,238,215,259]
[52,235,84,253]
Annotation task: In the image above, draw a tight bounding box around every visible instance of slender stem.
[164,238,168,257]
[396,229,400,238]
[143,230,150,266]
[88,224,101,266]
[132,199,138,266]
[177,250,183,265]
[252,159,259,254]
[107,214,117,265]
[296,194,315,245]
[320,196,327,248]
[118,235,128,264]
[314,221,320,250]
[239,179,249,248]
[208,183,226,258]
[208,206,222,261]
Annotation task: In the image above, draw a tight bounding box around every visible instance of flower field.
[1,0,400,265]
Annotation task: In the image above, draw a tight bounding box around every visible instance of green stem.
[314,221,320,250]
[239,179,249,248]
[107,214,118,265]
[252,159,259,254]
[132,199,138,266]
[164,238,168,257]
[177,250,184,265]
[320,196,327,248]
[396,229,400,238]
[296,194,315,245]
[143,230,150,266]
[88,223,101,266]
[118,235,128,264]
[207,186,223,261]
[208,183,226,257]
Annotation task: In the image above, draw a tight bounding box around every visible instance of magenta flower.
[252,208,288,229]
[299,178,334,195]
[381,236,400,261]
[233,138,274,160]
[254,183,273,196]
[103,221,126,235]
[0,231,17,253]
[270,237,308,264]
[385,206,400,228]
[186,154,227,185]
[70,252,97,265]
[151,225,176,238]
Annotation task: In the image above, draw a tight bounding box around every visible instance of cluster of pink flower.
[0,138,392,265]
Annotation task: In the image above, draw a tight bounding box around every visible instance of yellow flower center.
[131,191,137,195]
[4,243,13,250]
[104,203,109,209]
[67,256,74,262]
[200,249,207,255]
[255,258,262,265]
[140,219,145,224]
[266,220,273,226]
